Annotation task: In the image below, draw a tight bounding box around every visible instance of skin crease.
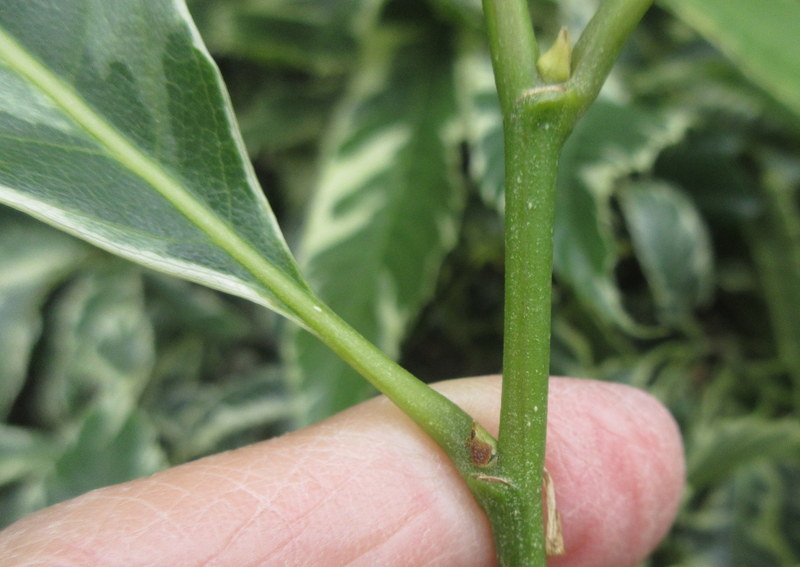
[0,376,684,567]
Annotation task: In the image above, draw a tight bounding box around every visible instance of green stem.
[478,1,654,565]
[290,287,490,473]
[569,0,654,114]
[279,0,656,562]
[481,0,539,115]
[495,90,576,567]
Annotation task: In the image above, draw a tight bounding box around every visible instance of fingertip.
[0,376,684,567]
[425,375,685,566]
[545,377,685,567]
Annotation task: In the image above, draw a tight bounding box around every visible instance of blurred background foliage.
[1,0,799,564]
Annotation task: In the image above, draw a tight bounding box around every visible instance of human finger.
[0,376,683,567]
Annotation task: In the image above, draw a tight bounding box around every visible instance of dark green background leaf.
[554,99,691,332]
[619,180,713,327]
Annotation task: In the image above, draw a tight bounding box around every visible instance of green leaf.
[0,261,169,525]
[139,274,304,461]
[0,424,54,528]
[663,0,800,119]
[0,208,89,418]
[33,263,155,428]
[45,408,167,508]
[427,0,485,30]
[554,99,691,332]
[286,27,464,422]
[152,366,300,462]
[747,154,800,394]
[0,0,312,326]
[189,0,383,74]
[680,461,800,567]
[0,425,54,487]
[654,130,761,225]
[0,409,167,527]
[725,462,800,567]
[619,180,714,327]
[226,68,344,157]
[0,480,46,531]
[457,43,505,208]
[687,418,800,490]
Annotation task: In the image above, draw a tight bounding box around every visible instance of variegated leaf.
[287,27,464,421]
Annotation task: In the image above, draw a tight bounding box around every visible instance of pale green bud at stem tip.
[536,27,572,83]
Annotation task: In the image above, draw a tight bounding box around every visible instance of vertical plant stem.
[478,1,568,564]
[494,94,573,566]
[481,0,539,114]
[476,1,560,564]
[478,1,654,565]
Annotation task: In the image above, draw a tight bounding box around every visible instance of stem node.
[468,422,498,467]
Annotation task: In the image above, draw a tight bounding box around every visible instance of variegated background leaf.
[286,22,465,421]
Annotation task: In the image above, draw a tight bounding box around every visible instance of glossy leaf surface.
[0,0,310,324]
[664,0,800,118]
[619,180,713,327]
